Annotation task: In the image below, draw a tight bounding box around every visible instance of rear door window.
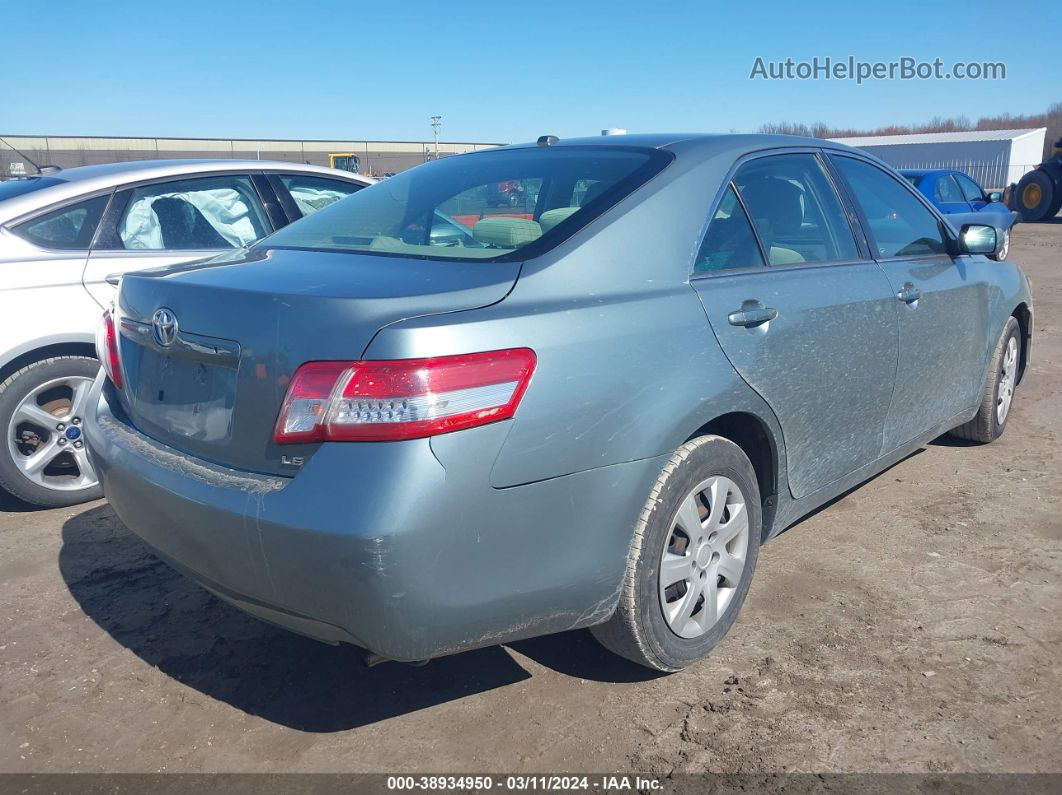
[115,175,270,250]
[935,175,966,204]
[694,185,765,273]
[833,156,948,259]
[277,174,363,218]
[731,153,859,266]
[11,194,110,250]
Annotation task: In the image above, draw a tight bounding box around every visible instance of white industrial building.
[0,135,503,179]
[829,128,1047,190]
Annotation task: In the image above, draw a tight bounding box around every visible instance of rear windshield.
[257,146,670,261]
[0,176,65,202]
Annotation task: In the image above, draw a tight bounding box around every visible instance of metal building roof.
[829,127,1046,147]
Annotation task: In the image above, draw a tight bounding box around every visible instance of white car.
[0,159,372,507]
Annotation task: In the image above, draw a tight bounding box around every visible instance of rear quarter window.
[10,194,109,250]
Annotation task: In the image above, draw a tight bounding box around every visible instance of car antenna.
[0,137,61,175]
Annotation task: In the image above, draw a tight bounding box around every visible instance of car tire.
[0,356,103,508]
[1016,170,1057,222]
[990,228,1010,261]
[591,435,761,672]
[948,317,1021,444]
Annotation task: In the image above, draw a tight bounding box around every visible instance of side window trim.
[818,149,874,261]
[825,152,955,263]
[266,173,302,224]
[732,180,771,267]
[249,173,285,231]
[91,189,132,251]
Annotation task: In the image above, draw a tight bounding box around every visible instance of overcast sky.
[1,0,1055,143]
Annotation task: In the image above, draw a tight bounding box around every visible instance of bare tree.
[759,101,1061,161]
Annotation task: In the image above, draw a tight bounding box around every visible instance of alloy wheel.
[997,336,1018,424]
[6,376,97,492]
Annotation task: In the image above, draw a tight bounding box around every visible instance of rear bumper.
[84,374,662,661]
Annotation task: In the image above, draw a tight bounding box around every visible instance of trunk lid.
[113,247,519,475]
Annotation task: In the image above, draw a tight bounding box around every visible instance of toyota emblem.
[151,308,178,347]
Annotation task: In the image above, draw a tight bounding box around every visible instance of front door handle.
[897,283,922,304]
[728,305,779,328]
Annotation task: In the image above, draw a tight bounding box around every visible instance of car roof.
[42,158,374,183]
[496,132,873,164]
[0,159,374,223]
[899,168,949,177]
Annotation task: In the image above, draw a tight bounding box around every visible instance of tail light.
[95,309,123,389]
[274,348,536,444]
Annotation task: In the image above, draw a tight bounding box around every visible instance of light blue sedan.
[85,134,1032,671]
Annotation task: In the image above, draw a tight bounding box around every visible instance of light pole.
[430,115,441,160]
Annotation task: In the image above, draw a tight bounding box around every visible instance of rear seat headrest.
[538,206,579,233]
[473,217,542,248]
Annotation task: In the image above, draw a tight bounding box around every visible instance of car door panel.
[875,255,988,448]
[830,155,989,450]
[690,151,898,499]
[0,230,96,360]
[695,263,897,498]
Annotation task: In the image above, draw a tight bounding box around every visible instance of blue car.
[901,168,1018,260]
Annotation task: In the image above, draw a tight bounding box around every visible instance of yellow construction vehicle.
[328,153,361,174]
[1015,136,1062,221]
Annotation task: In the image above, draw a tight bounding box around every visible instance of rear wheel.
[0,356,102,508]
[948,317,1021,444]
[1016,170,1059,222]
[592,435,761,672]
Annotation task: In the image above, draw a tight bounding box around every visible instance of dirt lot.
[2,221,1060,776]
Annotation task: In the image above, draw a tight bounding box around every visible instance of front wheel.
[0,356,103,508]
[592,435,761,672]
[948,317,1021,443]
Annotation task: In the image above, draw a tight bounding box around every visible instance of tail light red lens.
[95,309,123,389]
[274,348,536,444]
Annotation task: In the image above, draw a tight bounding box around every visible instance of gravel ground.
[2,221,1060,775]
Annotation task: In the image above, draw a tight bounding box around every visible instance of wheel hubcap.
[658,475,749,639]
[1023,183,1042,209]
[6,376,97,492]
[997,337,1018,424]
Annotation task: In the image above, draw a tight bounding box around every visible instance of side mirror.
[959,224,997,255]
[987,191,1003,203]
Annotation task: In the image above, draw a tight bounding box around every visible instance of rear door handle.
[897,283,921,304]
[728,306,778,327]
